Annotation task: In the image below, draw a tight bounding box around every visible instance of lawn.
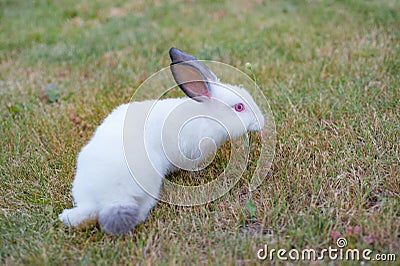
[1,0,399,264]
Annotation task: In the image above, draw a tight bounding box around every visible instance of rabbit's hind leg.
[59,206,98,228]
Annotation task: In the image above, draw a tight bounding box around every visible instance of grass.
[1,0,399,264]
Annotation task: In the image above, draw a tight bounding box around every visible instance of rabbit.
[59,47,265,235]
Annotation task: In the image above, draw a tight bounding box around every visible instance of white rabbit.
[59,47,265,235]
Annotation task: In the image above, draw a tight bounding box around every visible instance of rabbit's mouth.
[248,121,264,131]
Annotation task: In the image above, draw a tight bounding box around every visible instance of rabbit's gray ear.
[169,47,217,102]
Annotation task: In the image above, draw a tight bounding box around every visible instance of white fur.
[59,49,264,235]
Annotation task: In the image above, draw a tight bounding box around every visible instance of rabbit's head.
[169,47,264,138]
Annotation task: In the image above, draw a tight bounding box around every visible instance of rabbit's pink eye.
[234,103,245,112]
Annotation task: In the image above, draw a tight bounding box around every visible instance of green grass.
[1,0,399,264]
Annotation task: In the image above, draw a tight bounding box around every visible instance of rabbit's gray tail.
[98,202,139,235]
